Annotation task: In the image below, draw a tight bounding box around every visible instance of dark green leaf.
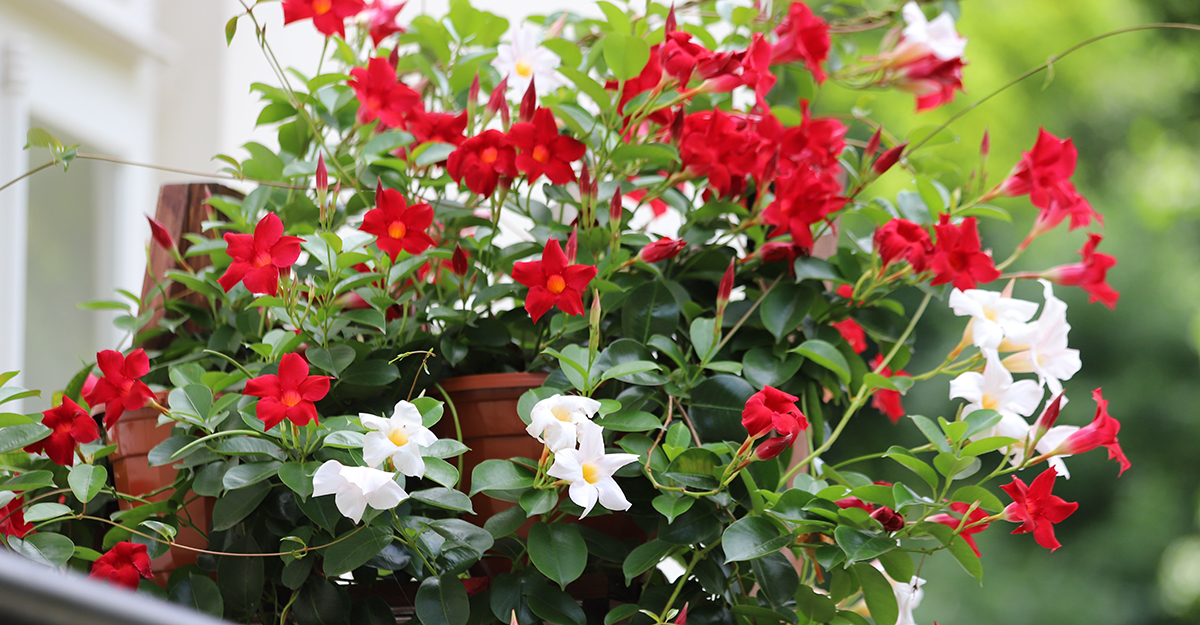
[10,533,74,567]
[416,575,469,625]
[652,495,694,524]
[722,517,793,562]
[665,448,720,489]
[622,539,673,584]
[0,470,54,492]
[760,283,815,341]
[469,460,534,495]
[527,522,587,588]
[222,461,281,490]
[853,563,900,625]
[834,527,897,564]
[411,487,474,513]
[790,340,851,384]
[0,423,50,454]
[322,526,393,577]
[170,574,224,619]
[211,481,271,531]
[217,534,264,617]
[527,585,586,625]
[620,281,679,344]
[67,464,107,503]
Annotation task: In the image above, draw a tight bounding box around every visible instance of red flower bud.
[1033,392,1064,438]
[565,226,578,264]
[580,162,592,199]
[981,128,990,158]
[451,243,470,276]
[754,434,794,460]
[610,186,624,224]
[387,46,399,69]
[315,152,328,194]
[870,506,905,532]
[639,237,686,263]
[865,129,882,160]
[487,77,508,114]
[665,5,678,34]
[717,258,735,307]
[519,78,537,123]
[468,73,480,105]
[873,142,907,175]
[146,215,175,251]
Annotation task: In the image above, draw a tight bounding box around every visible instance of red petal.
[277,353,311,390]
[241,265,282,296]
[297,375,331,402]
[124,349,150,378]
[540,239,568,274]
[562,264,597,291]
[245,374,282,399]
[270,236,304,268]
[286,402,319,427]
[253,213,284,249]
[524,287,556,322]
[96,350,126,379]
[511,260,547,288]
[224,232,255,261]
[256,397,288,430]
[217,261,251,293]
[554,289,585,316]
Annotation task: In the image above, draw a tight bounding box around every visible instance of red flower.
[406,109,467,147]
[281,0,365,39]
[679,110,761,198]
[639,237,686,263]
[929,502,991,556]
[507,108,586,184]
[761,167,846,251]
[359,186,436,261]
[349,57,422,128]
[244,353,331,430]
[1001,467,1079,551]
[832,318,867,354]
[929,215,1000,291]
[86,349,155,429]
[511,239,597,323]
[1001,129,1101,232]
[446,129,517,197]
[25,397,99,465]
[870,506,905,532]
[363,0,406,47]
[1042,233,1119,310]
[835,497,874,513]
[895,55,966,112]
[1049,388,1131,476]
[90,541,153,589]
[218,213,304,296]
[0,496,34,538]
[661,31,712,87]
[870,355,910,424]
[742,386,807,439]
[774,104,847,177]
[145,215,175,250]
[770,1,830,84]
[875,218,933,272]
[608,49,663,115]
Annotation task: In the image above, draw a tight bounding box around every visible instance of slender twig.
[0,161,54,193]
[78,514,366,557]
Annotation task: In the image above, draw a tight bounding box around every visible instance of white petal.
[364,479,408,511]
[568,481,599,517]
[576,420,605,462]
[594,478,632,512]
[312,460,346,496]
[335,486,368,523]
[949,372,985,403]
[391,400,424,426]
[363,433,398,469]
[359,414,391,433]
[547,448,583,482]
[391,444,427,478]
[1004,380,1044,417]
[593,453,640,476]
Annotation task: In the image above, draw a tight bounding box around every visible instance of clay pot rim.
[437,372,549,393]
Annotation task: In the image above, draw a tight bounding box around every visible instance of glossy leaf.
[528,522,587,588]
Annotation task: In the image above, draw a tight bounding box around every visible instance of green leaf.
[218,533,264,616]
[0,423,50,454]
[621,281,679,344]
[0,412,34,427]
[597,1,630,33]
[306,345,357,376]
[835,526,898,564]
[652,495,694,524]
[528,522,587,588]
[68,464,107,503]
[222,461,282,490]
[603,33,652,81]
[689,317,716,361]
[604,603,641,625]
[527,586,586,625]
[415,575,469,625]
[598,360,662,383]
[884,447,938,492]
[322,526,393,576]
[24,503,72,523]
[622,539,673,584]
[877,549,915,586]
[722,516,793,562]
[544,38,582,68]
[690,375,756,443]
[469,460,534,495]
[279,461,319,499]
[950,485,1004,513]
[519,489,557,517]
[794,584,838,623]
[224,16,238,45]
[760,283,816,341]
[665,448,720,489]
[210,481,271,531]
[484,504,527,539]
[933,452,980,480]
[340,360,399,386]
[170,573,224,619]
[10,533,74,567]
[610,143,679,165]
[962,409,1003,440]
[594,410,661,432]
[791,340,851,384]
[423,457,460,488]
[411,487,474,513]
[910,415,951,452]
[0,470,54,492]
[853,563,900,625]
[961,436,1017,457]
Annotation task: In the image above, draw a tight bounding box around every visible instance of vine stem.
[77,514,366,557]
[907,23,1200,155]
[656,541,718,623]
[778,291,933,489]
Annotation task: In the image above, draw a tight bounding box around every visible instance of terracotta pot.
[433,373,645,553]
[108,392,213,587]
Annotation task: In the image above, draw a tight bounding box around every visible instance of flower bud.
[865,129,882,160]
[146,215,176,251]
[487,77,510,128]
[873,142,907,175]
[545,14,567,39]
[579,162,592,200]
[315,152,328,195]
[665,5,678,34]
[565,226,578,264]
[1033,392,1064,439]
[609,186,624,225]
[670,106,685,146]
[639,237,686,263]
[717,258,735,309]
[387,46,399,69]
[468,72,481,104]
[870,506,906,532]
[674,603,688,625]
[519,78,537,123]
[451,243,470,276]
[753,435,794,460]
[981,128,990,158]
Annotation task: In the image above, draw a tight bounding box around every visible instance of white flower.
[949,288,1039,350]
[526,394,602,452]
[360,400,438,478]
[547,421,639,517]
[1030,425,1079,479]
[873,562,925,625]
[312,460,408,523]
[901,2,967,61]
[1002,280,1081,395]
[950,349,1043,422]
[494,24,565,97]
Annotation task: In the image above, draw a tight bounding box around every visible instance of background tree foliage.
[814,0,1200,622]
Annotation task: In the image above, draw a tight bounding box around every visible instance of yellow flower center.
[388,221,407,240]
[546,274,567,294]
[581,462,601,485]
[551,406,573,422]
[312,0,333,15]
[516,60,534,78]
[981,395,999,410]
[532,145,550,164]
[388,428,409,447]
[252,252,273,268]
[282,391,302,407]
[480,147,498,164]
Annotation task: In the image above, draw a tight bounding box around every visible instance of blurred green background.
[814,0,1200,623]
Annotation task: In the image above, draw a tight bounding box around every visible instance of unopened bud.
[580,162,592,200]
[546,14,567,39]
[670,106,685,146]
[639,237,686,263]
[870,506,905,532]
[451,243,470,276]
[665,4,678,33]
[519,78,537,123]
[146,215,176,250]
[717,258,735,307]
[754,435,792,460]
[1034,392,1065,438]
[674,603,688,625]
[609,186,623,224]
[865,129,882,160]
[315,152,328,195]
[872,142,907,175]
[565,226,578,264]
[981,128,990,158]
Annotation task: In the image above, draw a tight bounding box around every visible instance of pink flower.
[929,502,991,556]
[282,0,365,39]
[90,542,153,589]
[218,213,304,297]
[1001,467,1079,551]
[86,349,156,429]
[244,353,332,430]
[25,397,99,465]
[511,239,597,323]
[1041,233,1119,310]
